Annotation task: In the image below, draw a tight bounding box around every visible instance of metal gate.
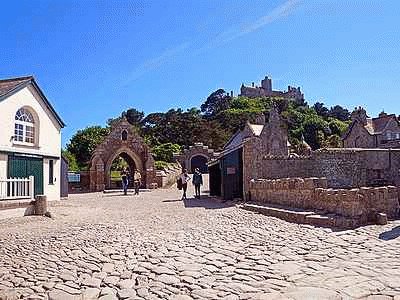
[8,154,44,196]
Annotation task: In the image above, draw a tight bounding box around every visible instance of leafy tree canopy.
[152,143,181,163]
[66,126,110,169]
[61,149,79,172]
[66,89,354,168]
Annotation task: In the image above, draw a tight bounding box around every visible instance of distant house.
[343,107,400,148]
[0,76,65,200]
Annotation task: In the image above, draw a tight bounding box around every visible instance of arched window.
[121,130,128,141]
[14,108,36,144]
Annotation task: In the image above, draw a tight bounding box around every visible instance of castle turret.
[261,76,272,92]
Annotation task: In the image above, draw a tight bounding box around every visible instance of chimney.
[252,82,255,87]
[230,90,233,97]
[379,111,388,118]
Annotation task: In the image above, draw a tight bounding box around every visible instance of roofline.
[0,76,65,128]
[342,119,375,140]
[0,76,33,99]
[375,115,398,135]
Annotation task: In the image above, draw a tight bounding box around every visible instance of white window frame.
[14,108,36,146]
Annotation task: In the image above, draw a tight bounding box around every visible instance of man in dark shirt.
[121,168,129,195]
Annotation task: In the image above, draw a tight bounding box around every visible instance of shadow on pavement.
[182,196,235,209]
[162,196,234,209]
[379,226,400,240]
[162,199,182,203]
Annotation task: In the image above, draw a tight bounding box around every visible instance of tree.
[301,111,329,150]
[66,126,110,169]
[152,143,182,162]
[313,102,329,118]
[201,89,232,117]
[61,149,79,172]
[329,105,350,121]
[124,108,144,125]
[107,108,144,127]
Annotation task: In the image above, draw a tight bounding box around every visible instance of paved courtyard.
[0,181,400,300]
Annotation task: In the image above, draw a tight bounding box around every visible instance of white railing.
[0,176,34,200]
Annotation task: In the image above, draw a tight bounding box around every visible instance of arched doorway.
[190,155,208,173]
[89,117,156,191]
[105,149,143,190]
[108,152,137,189]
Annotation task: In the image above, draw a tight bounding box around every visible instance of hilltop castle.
[240,75,304,102]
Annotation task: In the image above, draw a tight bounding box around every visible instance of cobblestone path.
[0,181,400,299]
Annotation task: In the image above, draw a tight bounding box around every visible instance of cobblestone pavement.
[0,181,400,300]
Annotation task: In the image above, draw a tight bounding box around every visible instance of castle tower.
[261,76,272,93]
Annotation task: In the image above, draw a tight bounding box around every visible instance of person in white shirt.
[179,168,191,200]
[133,169,142,195]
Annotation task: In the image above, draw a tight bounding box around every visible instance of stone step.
[242,203,315,223]
[305,214,335,227]
[240,203,357,229]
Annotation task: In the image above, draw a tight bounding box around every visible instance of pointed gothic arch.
[89,118,156,191]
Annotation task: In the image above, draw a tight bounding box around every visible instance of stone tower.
[261,76,272,93]
[350,106,368,126]
[260,106,289,157]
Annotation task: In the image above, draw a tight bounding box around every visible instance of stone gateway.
[89,117,156,191]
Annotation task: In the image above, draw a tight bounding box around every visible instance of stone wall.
[155,163,181,188]
[250,177,399,227]
[244,148,400,195]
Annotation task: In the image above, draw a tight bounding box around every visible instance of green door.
[8,155,44,196]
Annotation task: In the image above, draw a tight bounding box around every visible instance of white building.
[0,76,65,201]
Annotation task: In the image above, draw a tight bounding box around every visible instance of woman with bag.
[179,168,191,200]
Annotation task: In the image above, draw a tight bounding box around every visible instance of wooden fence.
[0,176,34,200]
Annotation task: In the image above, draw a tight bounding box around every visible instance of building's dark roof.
[0,76,65,128]
[343,114,398,140]
[371,114,397,134]
[0,76,33,97]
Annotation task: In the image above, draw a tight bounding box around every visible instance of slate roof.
[0,76,65,128]
[223,122,290,152]
[343,114,399,140]
[370,114,397,134]
[0,76,33,97]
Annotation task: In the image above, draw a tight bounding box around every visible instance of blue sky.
[1,0,399,146]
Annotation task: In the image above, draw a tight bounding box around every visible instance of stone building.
[209,106,400,227]
[240,75,304,102]
[209,107,289,199]
[343,107,400,148]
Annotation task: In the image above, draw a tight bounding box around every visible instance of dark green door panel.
[8,155,44,196]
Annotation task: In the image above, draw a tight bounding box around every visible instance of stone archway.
[174,143,219,174]
[190,154,209,173]
[89,117,156,191]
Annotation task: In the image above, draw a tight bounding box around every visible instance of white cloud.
[123,42,191,84]
[123,0,301,83]
[199,0,301,51]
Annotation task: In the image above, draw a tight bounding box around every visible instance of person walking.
[121,167,129,195]
[179,168,191,200]
[192,168,203,199]
[133,169,142,195]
